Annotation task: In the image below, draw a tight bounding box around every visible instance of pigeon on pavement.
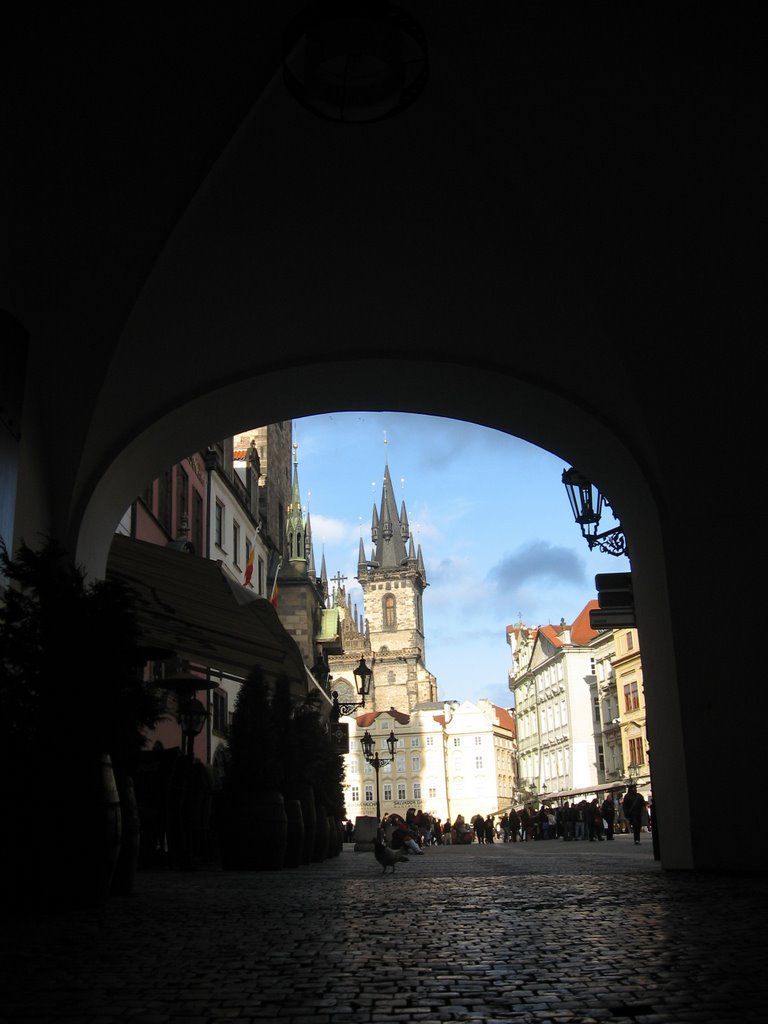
[374,837,409,874]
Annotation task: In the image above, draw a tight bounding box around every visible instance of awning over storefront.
[106,534,309,688]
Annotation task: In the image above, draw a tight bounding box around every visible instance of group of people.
[497,788,649,844]
[356,787,650,850]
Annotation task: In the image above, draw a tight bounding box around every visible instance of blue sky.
[292,412,629,710]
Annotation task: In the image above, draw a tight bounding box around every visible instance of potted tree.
[215,666,289,870]
[0,538,164,912]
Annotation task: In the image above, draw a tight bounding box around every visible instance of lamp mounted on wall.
[561,467,628,557]
[330,655,376,720]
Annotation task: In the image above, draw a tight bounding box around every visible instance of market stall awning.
[106,534,308,687]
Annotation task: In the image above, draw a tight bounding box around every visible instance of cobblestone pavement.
[2,835,766,1024]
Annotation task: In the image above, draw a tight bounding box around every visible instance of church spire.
[372,464,409,567]
[286,441,307,567]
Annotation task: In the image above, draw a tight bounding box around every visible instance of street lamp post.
[360,728,397,821]
[331,656,375,720]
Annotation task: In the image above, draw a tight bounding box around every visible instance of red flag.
[270,557,282,607]
[244,547,255,587]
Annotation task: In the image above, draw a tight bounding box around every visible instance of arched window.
[383,593,396,628]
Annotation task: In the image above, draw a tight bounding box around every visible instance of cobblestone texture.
[1,837,766,1023]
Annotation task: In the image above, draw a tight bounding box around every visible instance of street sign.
[329,722,349,756]
[590,608,637,629]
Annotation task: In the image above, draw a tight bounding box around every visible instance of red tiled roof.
[356,707,411,728]
[571,599,600,645]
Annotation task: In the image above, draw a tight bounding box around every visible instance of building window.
[383,593,396,628]
[413,783,421,800]
[258,556,265,595]
[411,736,420,747]
[411,755,420,772]
[364,784,374,802]
[598,744,605,772]
[453,737,461,747]
[623,681,640,712]
[396,756,405,773]
[383,783,392,801]
[176,466,189,536]
[593,696,600,722]
[232,520,240,567]
[428,786,436,799]
[475,735,482,746]
[212,690,227,735]
[192,490,203,554]
[397,783,407,800]
[629,737,645,766]
[475,756,483,770]
[158,469,172,533]
[351,786,360,802]
[426,736,434,747]
[626,631,634,651]
[215,500,224,548]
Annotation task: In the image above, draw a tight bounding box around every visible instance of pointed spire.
[286,441,307,566]
[320,553,328,588]
[371,504,379,544]
[373,464,409,567]
[417,544,427,583]
[408,536,417,563]
[399,500,410,542]
[306,514,316,579]
[358,536,368,577]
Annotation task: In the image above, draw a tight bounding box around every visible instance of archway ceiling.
[3,3,719,560]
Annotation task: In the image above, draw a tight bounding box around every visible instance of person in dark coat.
[622,785,647,844]
[601,794,616,840]
[484,815,495,843]
[509,808,520,842]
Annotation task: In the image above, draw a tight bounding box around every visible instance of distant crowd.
[344,787,651,848]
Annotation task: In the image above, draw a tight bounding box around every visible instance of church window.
[383,593,396,628]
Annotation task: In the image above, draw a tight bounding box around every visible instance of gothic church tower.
[357,463,437,712]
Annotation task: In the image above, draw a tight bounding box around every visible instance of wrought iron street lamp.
[331,656,375,720]
[360,727,397,820]
[561,466,628,557]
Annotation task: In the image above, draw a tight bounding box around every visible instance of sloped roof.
[356,707,411,728]
[571,600,600,645]
[315,607,341,644]
[106,534,308,686]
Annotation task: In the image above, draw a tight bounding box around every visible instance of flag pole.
[270,557,282,606]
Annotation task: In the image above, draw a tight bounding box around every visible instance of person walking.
[601,794,616,840]
[500,812,510,843]
[588,797,604,841]
[509,808,520,842]
[622,784,647,844]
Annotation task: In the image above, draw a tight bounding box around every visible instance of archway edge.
[76,354,692,870]
[76,355,657,575]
